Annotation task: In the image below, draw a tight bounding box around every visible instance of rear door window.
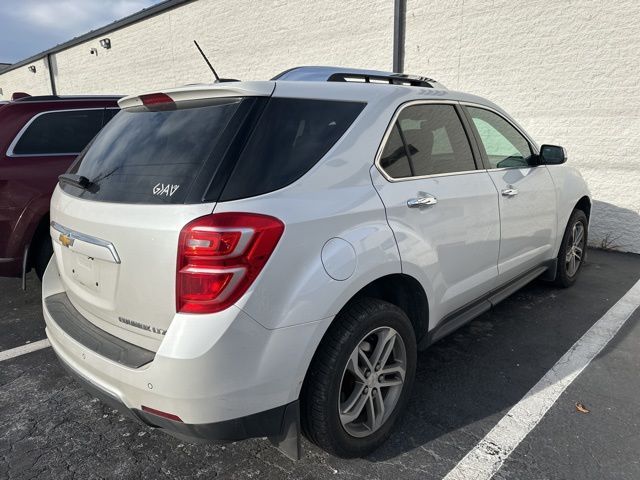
[219,98,365,201]
[11,109,105,155]
[379,104,476,178]
[379,124,413,178]
[62,98,251,204]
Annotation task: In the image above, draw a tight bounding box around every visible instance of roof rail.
[327,72,436,88]
[272,66,446,89]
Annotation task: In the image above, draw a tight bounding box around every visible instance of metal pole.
[46,54,57,95]
[393,0,406,73]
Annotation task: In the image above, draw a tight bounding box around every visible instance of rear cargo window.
[61,98,250,204]
[218,98,365,201]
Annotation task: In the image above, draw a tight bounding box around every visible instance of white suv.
[42,67,591,459]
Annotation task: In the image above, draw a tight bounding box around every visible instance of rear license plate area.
[70,254,99,292]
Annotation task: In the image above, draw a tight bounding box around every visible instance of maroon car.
[0,94,120,283]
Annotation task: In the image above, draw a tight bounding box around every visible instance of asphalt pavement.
[1,248,639,479]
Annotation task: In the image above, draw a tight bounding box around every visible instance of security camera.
[90,48,98,55]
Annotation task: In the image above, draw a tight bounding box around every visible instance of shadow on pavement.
[368,249,640,470]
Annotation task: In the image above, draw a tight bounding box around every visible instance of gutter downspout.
[393,0,406,73]
[46,54,57,95]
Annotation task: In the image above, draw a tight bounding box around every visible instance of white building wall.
[0,0,638,252]
[31,0,393,95]
[0,57,51,97]
[405,0,640,253]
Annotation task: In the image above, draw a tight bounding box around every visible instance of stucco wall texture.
[404,0,640,254]
[1,0,638,252]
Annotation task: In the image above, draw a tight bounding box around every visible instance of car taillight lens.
[176,213,284,314]
[139,93,176,111]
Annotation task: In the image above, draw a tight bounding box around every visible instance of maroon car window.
[12,109,105,155]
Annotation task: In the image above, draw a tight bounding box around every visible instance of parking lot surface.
[1,248,639,480]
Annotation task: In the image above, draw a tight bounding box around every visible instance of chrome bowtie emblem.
[59,233,74,248]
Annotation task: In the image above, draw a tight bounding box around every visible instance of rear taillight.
[176,213,284,314]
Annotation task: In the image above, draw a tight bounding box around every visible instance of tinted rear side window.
[62,98,249,204]
[12,109,104,155]
[219,98,365,201]
[379,124,412,178]
[397,104,474,177]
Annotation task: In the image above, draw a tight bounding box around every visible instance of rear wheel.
[553,209,588,288]
[301,298,417,458]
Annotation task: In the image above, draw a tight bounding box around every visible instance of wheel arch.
[349,273,429,345]
[575,195,591,221]
[305,272,430,366]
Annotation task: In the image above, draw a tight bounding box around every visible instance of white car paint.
[42,68,591,433]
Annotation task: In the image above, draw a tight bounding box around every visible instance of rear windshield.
[62,98,248,204]
[61,96,365,204]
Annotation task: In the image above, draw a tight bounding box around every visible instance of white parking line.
[443,278,640,480]
[0,339,51,362]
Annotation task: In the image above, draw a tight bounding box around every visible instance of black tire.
[34,238,53,280]
[301,297,417,458]
[552,209,588,288]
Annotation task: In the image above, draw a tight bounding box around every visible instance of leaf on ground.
[575,402,590,414]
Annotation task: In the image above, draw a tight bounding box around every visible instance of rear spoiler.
[118,81,275,109]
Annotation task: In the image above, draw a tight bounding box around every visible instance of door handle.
[407,195,438,208]
[501,188,519,197]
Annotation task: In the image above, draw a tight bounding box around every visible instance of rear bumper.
[55,347,296,442]
[42,256,331,441]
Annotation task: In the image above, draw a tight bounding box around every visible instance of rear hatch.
[50,83,274,351]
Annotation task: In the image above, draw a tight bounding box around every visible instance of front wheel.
[301,298,417,458]
[553,209,588,288]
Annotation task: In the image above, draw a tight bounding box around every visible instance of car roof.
[118,66,509,120]
[1,95,122,117]
[271,66,447,89]
[11,94,123,103]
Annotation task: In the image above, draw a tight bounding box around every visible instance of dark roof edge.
[0,0,196,76]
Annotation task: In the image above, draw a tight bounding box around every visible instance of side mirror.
[538,144,567,165]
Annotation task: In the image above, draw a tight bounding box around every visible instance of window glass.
[432,127,453,154]
[63,97,365,205]
[220,98,365,201]
[62,98,248,204]
[467,107,533,168]
[379,124,412,178]
[103,108,119,124]
[13,109,105,155]
[379,104,475,178]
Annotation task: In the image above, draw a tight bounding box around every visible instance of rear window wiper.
[58,174,93,190]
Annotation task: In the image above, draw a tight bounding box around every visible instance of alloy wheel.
[565,221,585,277]
[338,327,407,438]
